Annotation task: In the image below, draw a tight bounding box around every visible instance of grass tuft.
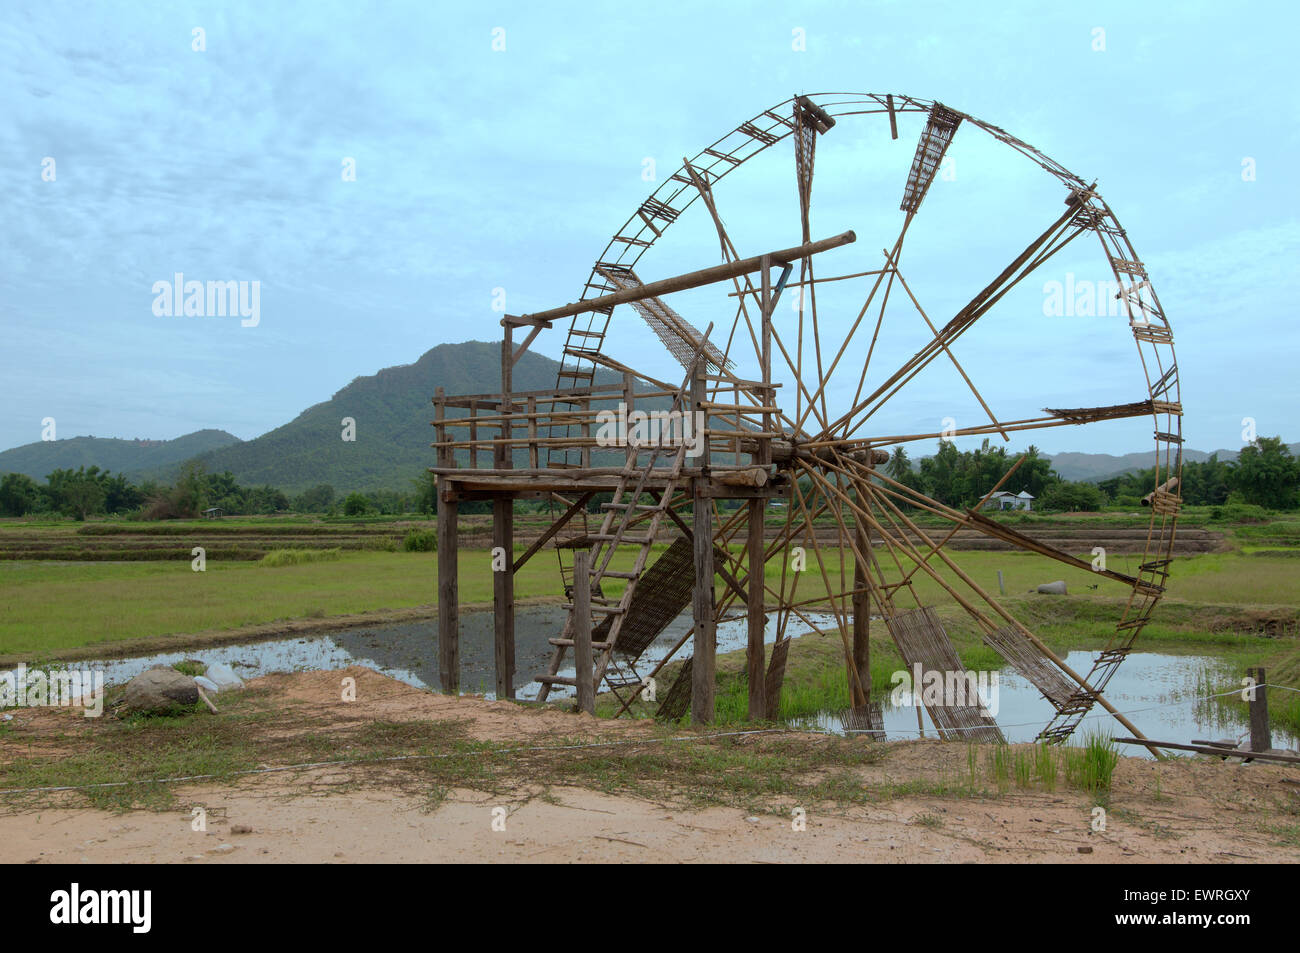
[259,548,342,567]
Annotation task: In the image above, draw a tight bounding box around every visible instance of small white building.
[985,490,1034,511]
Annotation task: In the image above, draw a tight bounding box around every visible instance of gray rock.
[123,668,199,713]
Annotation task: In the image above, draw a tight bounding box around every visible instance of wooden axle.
[739,438,889,466]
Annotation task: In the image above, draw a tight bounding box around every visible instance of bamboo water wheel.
[519,93,1182,745]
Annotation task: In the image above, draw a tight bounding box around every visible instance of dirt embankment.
[1,667,1297,864]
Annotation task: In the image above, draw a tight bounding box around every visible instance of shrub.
[1208,502,1271,523]
[403,529,437,552]
[342,492,371,516]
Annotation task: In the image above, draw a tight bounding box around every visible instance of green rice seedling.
[986,744,1011,791]
[1034,742,1058,792]
[1013,748,1032,788]
[1065,733,1120,794]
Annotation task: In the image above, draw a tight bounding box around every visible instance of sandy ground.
[2,667,1298,864]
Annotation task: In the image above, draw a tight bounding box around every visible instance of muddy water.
[805,651,1300,757]
[57,617,1296,759]
[60,608,836,701]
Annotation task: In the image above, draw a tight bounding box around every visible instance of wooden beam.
[1115,738,1300,765]
[492,497,515,700]
[691,363,716,725]
[747,498,766,721]
[435,385,460,695]
[574,550,594,714]
[517,231,856,326]
[852,520,871,708]
[501,313,553,328]
[437,494,459,694]
[511,492,593,572]
[511,322,545,367]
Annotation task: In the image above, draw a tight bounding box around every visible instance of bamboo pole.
[517,231,856,326]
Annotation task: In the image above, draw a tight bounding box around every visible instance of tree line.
[0,463,435,520]
[881,435,1300,512]
[2,436,1296,520]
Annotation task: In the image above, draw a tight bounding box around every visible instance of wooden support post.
[759,255,773,466]
[574,550,595,714]
[492,332,516,698]
[498,328,513,470]
[623,370,635,472]
[581,396,592,469]
[747,498,766,720]
[1246,666,1271,753]
[691,360,716,724]
[527,396,538,469]
[468,400,478,469]
[852,521,870,709]
[493,497,515,700]
[434,386,460,695]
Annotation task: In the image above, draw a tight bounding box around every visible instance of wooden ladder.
[536,339,710,703]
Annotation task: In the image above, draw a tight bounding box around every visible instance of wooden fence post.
[1246,666,1271,753]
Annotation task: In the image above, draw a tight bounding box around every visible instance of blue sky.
[2,0,1296,459]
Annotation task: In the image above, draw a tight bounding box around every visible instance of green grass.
[259,548,343,567]
[0,681,900,814]
[1063,733,1121,795]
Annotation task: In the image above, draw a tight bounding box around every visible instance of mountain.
[8,339,1292,494]
[149,341,644,493]
[0,429,240,482]
[1045,444,1300,482]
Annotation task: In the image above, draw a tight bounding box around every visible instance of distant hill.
[8,340,1292,495]
[146,341,645,493]
[0,429,240,482]
[1045,444,1300,482]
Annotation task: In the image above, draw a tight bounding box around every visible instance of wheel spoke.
[824,202,1090,441]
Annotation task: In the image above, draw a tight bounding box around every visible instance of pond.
[47,613,1296,758]
[802,651,1299,757]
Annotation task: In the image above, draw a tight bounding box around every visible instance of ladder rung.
[603,678,643,690]
[588,533,654,544]
[561,604,624,615]
[602,502,658,511]
[601,570,639,579]
[549,638,614,649]
[535,675,578,686]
